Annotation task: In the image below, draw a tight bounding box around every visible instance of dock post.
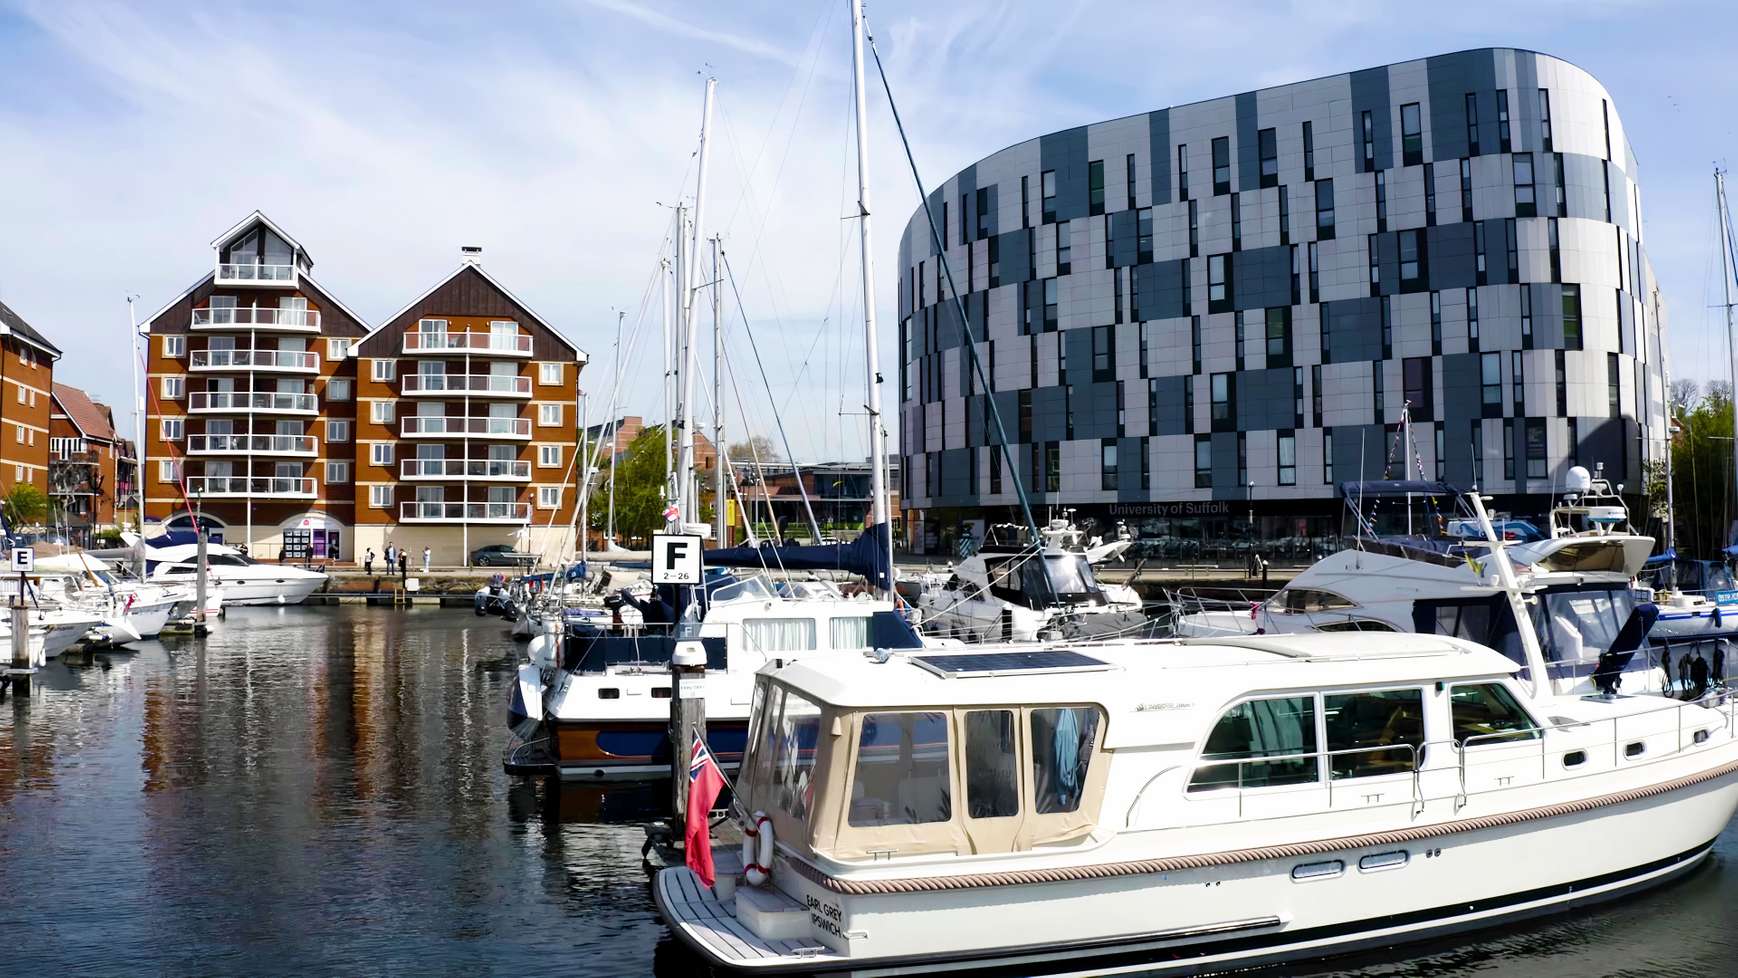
[668,631,709,839]
[10,591,30,697]
[194,526,209,633]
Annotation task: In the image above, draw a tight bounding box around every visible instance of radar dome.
[1565,465,1593,493]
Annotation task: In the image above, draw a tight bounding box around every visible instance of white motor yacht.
[143,538,323,606]
[31,554,186,641]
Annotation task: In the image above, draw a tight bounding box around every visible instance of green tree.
[3,483,49,529]
[589,426,716,546]
[1666,384,1736,558]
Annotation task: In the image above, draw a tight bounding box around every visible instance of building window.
[163,335,185,357]
[1505,219,1518,283]
[327,337,350,360]
[976,186,991,240]
[1555,153,1567,217]
[1091,325,1113,381]
[1040,170,1057,223]
[1404,356,1433,419]
[159,459,181,483]
[1236,431,1248,486]
[1481,353,1502,412]
[1465,92,1480,155]
[1497,90,1511,153]
[1258,128,1278,188]
[1101,440,1119,490]
[1435,425,1445,479]
[538,444,561,467]
[160,376,183,399]
[1539,89,1553,150]
[989,446,1002,493]
[1323,428,1334,483]
[1373,362,1386,419]
[1147,378,1160,435]
[161,417,183,441]
[1430,291,1442,354]
[1044,442,1060,492]
[372,359,395,382]
[1315,179,1334,239]
[1140,440,1151,490]
[1043,278,1058,330]
[1125,154,1137,210]
[1608,353,1622,417]
[1207,254,1231,312]
[1308,241,1319,303]
[371,401,395,424]
[1400,102,1422,166]
[1424,163,1437,226]
[371,443,394,466]
[370,485,393,509]
[1231,193,1242,250]
[1401,230,1426,289]
[1021,175,1030,228]
[1177,144,1190,200]
[1381,298,1393,359]
[328,419,350,443]
[1088,159,1105,216]
[1567,416,1579,466]
[1302,121,1315,181]
[1525,418,1546,479]
[1503,418,1516,480]
[1278,186,1290,244]
[1511,351,1525,412]
[1212,137,1230,195]
[1278,430,1297,485]
[1520,287,1533,342]
[1194,434,1212,488]
[1471,420,1485,485]
[1368,235,1381,294]
[1187,199,1200,257]
[1548,218,1561,282]
[538,486,561,509]
[1266,306,1290,360]
[539,362,563,385]
[1562,284,1582,349]
[1056,224,1071,275]
[1602,99,1612,160]
[1136,207,1153,263]
[1468,287,1481,349]
[1018,389,1032,442]
[1375,170,1388,232]
[1211,372,1234,429]
[538,403,562,427]
[1513,153,1536,217]
[326,461,351,484]
[326,378,352,402]
[1311,364,1323,426]
[1360,110,1375,171]
[1191,315,1202,373]
[1555,350,1568,416]
[1183,375,1196,434]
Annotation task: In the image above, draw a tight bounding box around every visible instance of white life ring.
[740,810,773,886]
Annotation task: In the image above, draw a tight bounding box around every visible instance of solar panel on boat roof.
[911,650,1112,679]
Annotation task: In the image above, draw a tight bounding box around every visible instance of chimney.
[460,245,483,265]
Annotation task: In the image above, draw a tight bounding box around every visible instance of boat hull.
[512,718,750,780]
[207,575,325,606]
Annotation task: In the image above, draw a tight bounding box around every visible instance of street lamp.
[1247,480,1255,535]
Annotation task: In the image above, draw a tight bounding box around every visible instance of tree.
[727,435,781,464]
[3,483,49,529]
[1670,378,1700,412]
[588,426,713,546]
[1665,385,1736,558]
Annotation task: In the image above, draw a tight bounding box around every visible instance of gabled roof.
[210,209,314,264]
[139,269,371,336]
[51,383,117,441]
[358,262,587,361]
[0,298,63,359]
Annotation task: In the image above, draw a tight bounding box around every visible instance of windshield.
[1532,588,1638,663]
[1029,554,1104,606]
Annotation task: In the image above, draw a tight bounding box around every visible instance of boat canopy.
[705,523,893,590]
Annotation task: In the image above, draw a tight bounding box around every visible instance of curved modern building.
[897,48,1666,552]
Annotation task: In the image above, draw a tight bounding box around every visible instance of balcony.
[401,373,531,398]
[399,501,530,523]
[51,449,100,465]
[189,349,320,373]
[186,434,318,457]
[399,458,532,482]
[400,415,532,440]
[214,262,297,287]
[191,306,321,332]
[185,476,316,499]
[403,331,533,357]
[188,391,318,415]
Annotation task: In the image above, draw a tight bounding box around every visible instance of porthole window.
[1358,851,1409,873]
[1562,750,1587,768]
[1624,742,1645,759]
[597,688,620,700]
[1292,859,1344,881]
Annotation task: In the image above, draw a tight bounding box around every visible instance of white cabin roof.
[766,633,1518,748]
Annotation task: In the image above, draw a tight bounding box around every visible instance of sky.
[0,0,1734,463]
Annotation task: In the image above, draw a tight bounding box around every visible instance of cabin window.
[829,616,870,650]
[849,712,952,827]
[1449,683,1539,745]
[1324,689,1425,778]
[1190,696,1318,790]
[1280,589,1355,614]
[1316,619,1396,633]
[742,618,817,653]
[964,710,1019,819]
[771,688,823,822]
[1032,708,1100,813]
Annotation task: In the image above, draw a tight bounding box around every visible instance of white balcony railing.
[188,391,318,414]
[191,306,321,331]
[189,349,320,372]
[403,332,533,356]
[400,416,533,439]
[185,476,316,498]
[401,373,531,397]
[214,262,296,286]
[399,459,532,481]
[186,434,318,456]
[399,501,531,523]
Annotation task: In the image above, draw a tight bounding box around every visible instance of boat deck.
[655,867,842,971]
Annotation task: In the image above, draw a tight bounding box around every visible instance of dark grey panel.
[1322,297,1385,364]
[1606,162,1631,234]
[986,390,1021,446]
[1531,283,1565,349]
[1349,67,1394,172]
[1329,423,1389,483]
[1040,127,1090,223]
[1618,289,1635,355]
[1562,153,1607,221]
[1375,233,1401,298]
[1236,91,1259,192]
[980,183,1000,240]
[1118,435,1149,502]
[1580,417,1639,486]
[1231,245,1292,311]
[1148,109,1172,207]
[1074,381,1120,440]
[998,228,1033,283]
[1150,375,1190,436]
[1439,353,1482,487]
[1138,259,1190,321]
[1425,50,1495,162]
[1236,367,1297,431]
[1030,384,1068,442]
[1210,431,1244,499]
[1428,223,1477,290]
[938,446,974,505]
[1513,54,1541,154]
[1108,210,1138,268]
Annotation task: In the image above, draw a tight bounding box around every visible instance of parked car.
[471,544,536,568]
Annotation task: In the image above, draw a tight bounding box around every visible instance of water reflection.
[0,605,1731,977]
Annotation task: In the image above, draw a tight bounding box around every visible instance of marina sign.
[651,533,703,585]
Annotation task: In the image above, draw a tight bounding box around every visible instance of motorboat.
[30,554,186,641]
[139,532,324,606]
[1170,469,1667,697]
[657,498,1738,972]
[909,518,1153,643]
[504,575,925,780]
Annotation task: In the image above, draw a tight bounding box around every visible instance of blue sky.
[0,0,1733,461]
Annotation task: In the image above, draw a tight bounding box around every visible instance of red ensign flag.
[685,738,726,887]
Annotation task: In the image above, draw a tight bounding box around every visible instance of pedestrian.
[385,542,396,569]
[1260,554,1270,584]
[1693,651,1711,698]
[1680,651,1694,695]
[422,545,431,573]
[398,549,408,580]
[364,548,375,574]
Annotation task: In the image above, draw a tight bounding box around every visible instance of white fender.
[742,810,773,886]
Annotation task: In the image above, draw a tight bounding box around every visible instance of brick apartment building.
[0,299,61,503]
[49,383,137,543]
[141,213,587,563]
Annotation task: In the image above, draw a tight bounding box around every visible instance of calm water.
[0,605,1732,977]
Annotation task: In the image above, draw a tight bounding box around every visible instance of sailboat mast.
[711,235,727,548]
[606,309,623,545]
[128,295,147,578]
[850,0,893,594]
[1720,168,1737,548]
[1655,286,1676,588]
[665,214,680,510]
[677,77,716,529]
